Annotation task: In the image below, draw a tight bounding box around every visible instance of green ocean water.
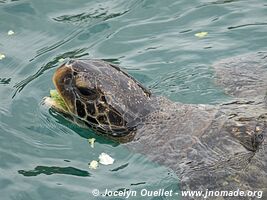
[0,0,266,200]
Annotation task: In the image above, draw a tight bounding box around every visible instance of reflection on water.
[18,166,91,177]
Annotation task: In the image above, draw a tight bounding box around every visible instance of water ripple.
[30,29,84,62]
[228,22,267,30]
[51,0,135,26]
[110,163,129,172]
[0,78,11,84]
[0,0,19,3]
[53,10,129,25]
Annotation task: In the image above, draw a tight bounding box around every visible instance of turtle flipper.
[213,52,267,99]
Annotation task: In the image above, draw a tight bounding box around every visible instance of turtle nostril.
[256,133,264,143]
[252,132,264,151]
[63,74,73,85]
[68,60,75,65]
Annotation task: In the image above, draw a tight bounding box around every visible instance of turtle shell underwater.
[45,52,267,199]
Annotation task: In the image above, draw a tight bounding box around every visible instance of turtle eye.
[77,87,98,100]
[77,87,94,96]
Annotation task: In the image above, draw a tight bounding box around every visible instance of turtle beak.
[53,64,76,114]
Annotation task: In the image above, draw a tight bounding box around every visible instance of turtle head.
[52,59,153,136]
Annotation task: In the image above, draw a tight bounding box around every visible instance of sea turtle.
[45,52,267,199]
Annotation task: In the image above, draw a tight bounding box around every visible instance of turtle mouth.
[43,89,69,113]
[46,63,76,114]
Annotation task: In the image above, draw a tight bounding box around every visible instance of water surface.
[0,0,266,199]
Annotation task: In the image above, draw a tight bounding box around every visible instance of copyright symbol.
[92,189,100,196]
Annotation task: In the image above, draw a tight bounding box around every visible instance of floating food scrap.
[0,53,6,60]
[88,138,96,148]
[8,30,15,36]
[89,160,99,169]
[195,32,208,38]
[88,153,114,170]
[99,153,114,165]
[49,89,68,110]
